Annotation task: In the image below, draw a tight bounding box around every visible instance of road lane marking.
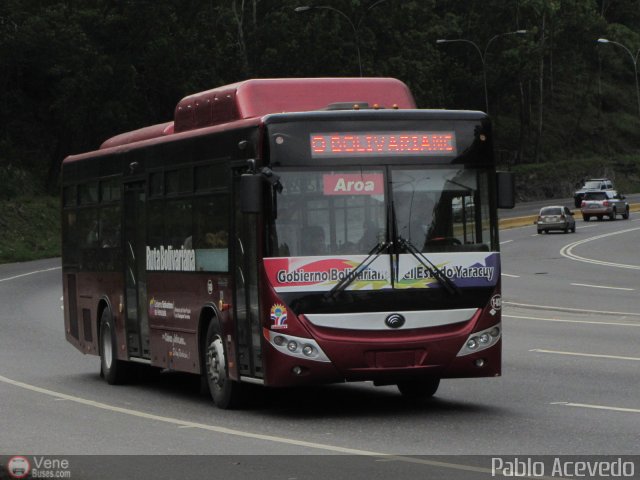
[560,227,640,269]
[530,349,640,362]
[570,283,634,291]
[0,266,61,283]
[504,301,640,317]
[500,239,514,245]
[0,374,512,477]
[551,402,640,415]
[501,273,520,278]
[504,314,640,327]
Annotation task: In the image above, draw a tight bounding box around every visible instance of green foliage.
[0,196,60,263]
[508,153,640,201]
[0,0,639,204]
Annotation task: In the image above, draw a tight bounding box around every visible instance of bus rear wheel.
[397,377,440,399]
[205,321,244,409]
[99,308,129,385]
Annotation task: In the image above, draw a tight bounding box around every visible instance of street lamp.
[597,38,640,117]
[295,1,389,77]
[437,30,527,114]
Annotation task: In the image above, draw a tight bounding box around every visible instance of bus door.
[123,181,150,359]
[232,169,263,379]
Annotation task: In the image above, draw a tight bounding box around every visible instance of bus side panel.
[146,272,233,375]
[63,270,124,359]
[63,271,84,354]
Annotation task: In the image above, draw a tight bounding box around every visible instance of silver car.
[580,190,630,221]
[536,206,576,234]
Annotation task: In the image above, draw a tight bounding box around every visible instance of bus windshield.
[269,166,492,258]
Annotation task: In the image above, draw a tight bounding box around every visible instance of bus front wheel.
[99,308,129,385]
[205,321,243,409]
[397,378,440,399]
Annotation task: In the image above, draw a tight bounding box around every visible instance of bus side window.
[165,199,193,249]
[99,205,121,248]
[77,208,99,248]
[194,195,229,271]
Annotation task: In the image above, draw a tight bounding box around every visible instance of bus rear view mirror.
[496,171,515,209]
[240,174,263,214]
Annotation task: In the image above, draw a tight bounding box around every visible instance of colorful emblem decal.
[270,303,288,329]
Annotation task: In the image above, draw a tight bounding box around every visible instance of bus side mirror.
[240,174,263,214]
[496,171,515,209]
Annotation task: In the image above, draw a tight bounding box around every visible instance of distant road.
[500,192,640,219]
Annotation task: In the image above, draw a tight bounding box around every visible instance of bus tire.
[397,377,440,399]
[99,308,129,385]
[205,320,243,409]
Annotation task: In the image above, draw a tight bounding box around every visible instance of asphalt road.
[1,217,639,479]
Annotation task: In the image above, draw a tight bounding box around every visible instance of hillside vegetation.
[0,196,60,263]
[1,1,639,262]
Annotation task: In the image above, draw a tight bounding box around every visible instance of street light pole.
[295,2,389,77]
[437,30,527,114]
[597,38,640,117]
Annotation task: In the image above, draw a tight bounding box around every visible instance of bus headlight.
[263,329,331,363]
[457,323,501,357]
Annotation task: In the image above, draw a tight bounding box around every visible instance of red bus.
[61,78,515,408]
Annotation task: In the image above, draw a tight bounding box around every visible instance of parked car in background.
[580,190,629,221]
[573,178,613,207]
[536,206,576,234]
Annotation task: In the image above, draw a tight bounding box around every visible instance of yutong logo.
[385,313,405,329]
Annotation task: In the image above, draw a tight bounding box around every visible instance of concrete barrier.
[499,203,640,230]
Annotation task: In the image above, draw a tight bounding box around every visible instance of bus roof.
[98,78,415,150]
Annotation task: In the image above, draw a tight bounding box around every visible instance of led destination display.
[310,132,456,157]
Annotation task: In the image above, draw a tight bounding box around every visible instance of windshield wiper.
[397,236,459,295]
[327,241,390,297]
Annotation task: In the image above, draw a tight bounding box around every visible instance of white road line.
[504,301,640,317]
[530,349,640,362]
[551,402,640,415]
[0,374,498,476]
[501,273,520,278]
[560,227,640,269]
[570,283,634,291]
[0,266,61,283]
[500,239,514,245]
[504,314,640,328]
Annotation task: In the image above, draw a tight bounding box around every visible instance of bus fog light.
[292,366,302,375]
[302,345,315,357]
[287,341,298,352]
[273,336,286,346]
[475,358,486,367]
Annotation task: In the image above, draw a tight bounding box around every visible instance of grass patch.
[0,196,60,263]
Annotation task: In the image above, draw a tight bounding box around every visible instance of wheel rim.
[102,323,113,369]
[206,336,226,388]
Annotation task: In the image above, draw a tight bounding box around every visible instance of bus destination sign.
[310,132,456,158]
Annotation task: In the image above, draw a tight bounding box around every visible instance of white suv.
[580,190,630,221]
